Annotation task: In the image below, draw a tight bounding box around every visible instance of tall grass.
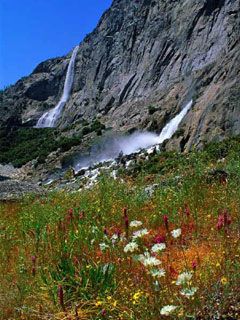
[0,137,240,319]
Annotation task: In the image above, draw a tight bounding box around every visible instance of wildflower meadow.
[0,137,240,319]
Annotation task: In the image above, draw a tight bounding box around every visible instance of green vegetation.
[0,119,106,167]
[82,119,106,136]
[0,136,240,319]
[148,105,157,115]
[0,128,82,167]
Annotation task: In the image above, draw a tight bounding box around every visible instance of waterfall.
[36,45,79,128]
[74,100,193,172]
[157,100,193,144]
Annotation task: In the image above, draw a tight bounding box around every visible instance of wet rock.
[0,164,20,180]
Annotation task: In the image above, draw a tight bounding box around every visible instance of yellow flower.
[216,262,220,268]
[107,296,112,301]
[221,277,228,285]
[95,300,103,306]
[132,290,143,302]
[112,300,117,307]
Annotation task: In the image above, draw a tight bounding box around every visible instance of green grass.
[0,136,240,319]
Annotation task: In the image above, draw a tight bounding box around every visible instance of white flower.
[150,268,166,278]
[124,242,139,253]
[171,228,182,238]
[151,243,166,253]
[160,305,178,316]
[91,226,99,233]
[129,220,143,228]
[132,228,149,239]
[99,243,109,251]
[140,255,161,267]
[111,234,118,244]
[176,271,193,285]
[137,252,150,263]
[180,287,198,297]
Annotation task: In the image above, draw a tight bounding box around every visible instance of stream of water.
[36,45,79,128]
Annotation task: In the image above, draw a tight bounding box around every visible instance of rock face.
[1,0,240,151]
[0,180,43,201]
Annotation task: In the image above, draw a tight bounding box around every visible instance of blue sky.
[0,0,112,89]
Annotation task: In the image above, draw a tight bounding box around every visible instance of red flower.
[125,216,129,230]
[154,234,166,244]
[31,255,37,276]
[163,215,169,231]
[104,227,108,236]
[123,207,128,218]
[192,260,197,271]
[57,285,65,310]
[66,208,74,223]
[184,204,191,217]
[169,266,178,278]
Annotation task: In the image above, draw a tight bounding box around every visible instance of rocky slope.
[1,0,240,153]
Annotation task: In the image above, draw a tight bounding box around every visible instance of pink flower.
[79,211,85,219]
[66,208,74,223]
[31,255,36,264]
[101,309,107,316]
[217,214,225,230]
[68,208,73,215]
[116,229,122,238]
[217,209,232,230]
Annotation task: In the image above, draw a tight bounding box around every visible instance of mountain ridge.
[1,0,240,153]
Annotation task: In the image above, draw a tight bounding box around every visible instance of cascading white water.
[74,100,193,171]
[36,45,79,128]
[156,100,193,144]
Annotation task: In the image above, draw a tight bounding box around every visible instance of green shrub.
[0,127,82,167]
[148,105,157,115]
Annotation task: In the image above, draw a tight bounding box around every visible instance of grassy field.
[0,137,240,319]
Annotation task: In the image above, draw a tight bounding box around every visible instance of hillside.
[1,0,240,156]
[1,136,240,319]
[1,1,240,318]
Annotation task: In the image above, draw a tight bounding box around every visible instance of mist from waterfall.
[36,45,79,128]
[74,100,193,172]
[74,132,160,171]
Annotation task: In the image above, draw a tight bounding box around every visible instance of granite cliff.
[1,0,240,153]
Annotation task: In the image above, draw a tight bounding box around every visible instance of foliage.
[82,119,106,137]
[148,105,157,115]
[0,127,82,167]
[0,136,240,319]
